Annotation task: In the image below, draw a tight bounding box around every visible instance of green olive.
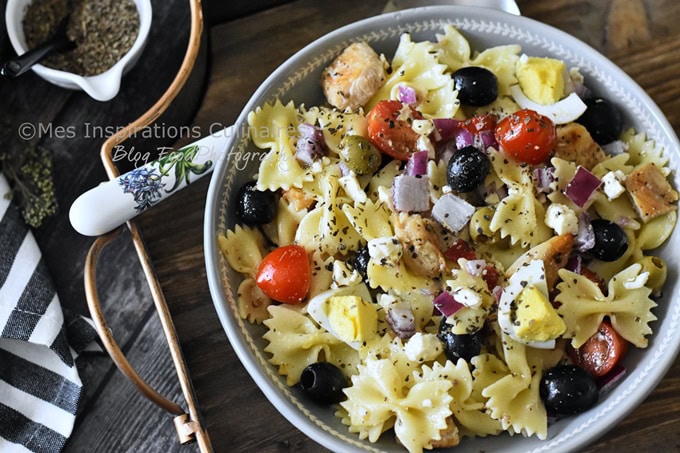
[339,135,382,175]
[636,256,667,294]
[469,206,498,243]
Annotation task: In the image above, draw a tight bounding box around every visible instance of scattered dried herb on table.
[23,0,140,77]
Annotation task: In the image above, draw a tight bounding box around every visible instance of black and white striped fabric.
[0,173,97,452]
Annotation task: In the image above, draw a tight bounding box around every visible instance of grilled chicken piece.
[430,418,461,449]
[321,42,386,111]
[507,233,574,291]
[554,123,607,170]
[624,162,678,222]
[282,187,315,211]
[393,212,446,279]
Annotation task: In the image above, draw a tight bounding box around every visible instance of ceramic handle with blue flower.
[69,127,233,236]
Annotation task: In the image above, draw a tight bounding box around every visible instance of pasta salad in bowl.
[204,6,680,453]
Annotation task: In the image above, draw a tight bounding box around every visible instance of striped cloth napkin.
[0,173,98,452]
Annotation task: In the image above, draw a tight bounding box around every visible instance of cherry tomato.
[494,109,556,165]
[444,239,477,261]
[462,113,497,135]
[256,245,310,304]
[481,264,500,290]
[367,100,422,160]
[568,320,629,377]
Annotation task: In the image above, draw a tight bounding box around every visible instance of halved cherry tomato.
[444,239,477,261]
[568,320,629,377]
[256,245,310,304]
[494,109,556,165]
[366,100,423,160]
[462,113,497,135]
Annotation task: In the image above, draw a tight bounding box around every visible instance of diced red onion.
[432,193,475,232]
[492,285,503,304]
[392,175,430,212]
[398,85,418,106]
[433,291,465,317]
[465,259,487,277]
[454,127,475,150]
[338,161,351,176]
[433,118,463,142]
[478,130,498,150]
[598,365,627,394]
[436,140,456,164]
[564,166,602,207]
[575,211,595,252]
[533,166,556,194]
[602,140,628,156]
[295,123,326,166]
[386,306,416,339]
[406,150,429,176]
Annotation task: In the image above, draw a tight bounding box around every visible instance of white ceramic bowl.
[5,0,152,101]
[204,6,680,452]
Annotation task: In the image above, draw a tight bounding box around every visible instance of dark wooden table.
[2,0,679,452]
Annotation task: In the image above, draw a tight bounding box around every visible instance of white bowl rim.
[4,0,153,101]
[204,5,680,453]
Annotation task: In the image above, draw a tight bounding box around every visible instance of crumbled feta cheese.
[416,135,435,158]
[332,261,362,287]
[377,293,399,310]
[421,399,433,408]
[623,271,650,289]
[368,236,402,266]
[339,172,368,204]
[545,203,579,235]
[452,286,482,308]
[404,332,443,362]
[602,170,626,200]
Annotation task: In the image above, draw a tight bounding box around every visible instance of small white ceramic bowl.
[205,5,680,453]
[5,0,152,101]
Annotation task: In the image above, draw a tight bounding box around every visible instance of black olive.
[235,181,277,225]
[576,97,624,145]
[349,246,370,283]
[437,317,483,363]
[446,145,490,192]
[299,362,347,404]
[540,365,598,415]
[590,219,628,262]
[452,66,498,106]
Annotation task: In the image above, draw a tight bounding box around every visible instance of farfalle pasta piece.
[263,305,359,385]
[556,263,658,348]
[435,25,471,72]
[295,170,363,256]
[309,106,368,155]
[367,160,401,201]
[621,128,670,175]
[248,99,313,191]
[635,210,678,250]
[470,44,521,97]
[439,359,503,438]
[489,150,552,248]
[341,358,454,453]
[481,332,548,440]
[260,196,308,246]
[591,152,634,178]
[367,258,435,295]
[367,33,458,119]
[217,225,266,276]
[342,198,393,241]
[442,258,495,334]
[236,278,271,323]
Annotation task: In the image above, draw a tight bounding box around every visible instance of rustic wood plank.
[64,310,195,452]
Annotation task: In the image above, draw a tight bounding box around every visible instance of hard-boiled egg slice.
[510,84,587,124]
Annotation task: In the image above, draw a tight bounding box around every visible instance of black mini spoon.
[1,15,75,78]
